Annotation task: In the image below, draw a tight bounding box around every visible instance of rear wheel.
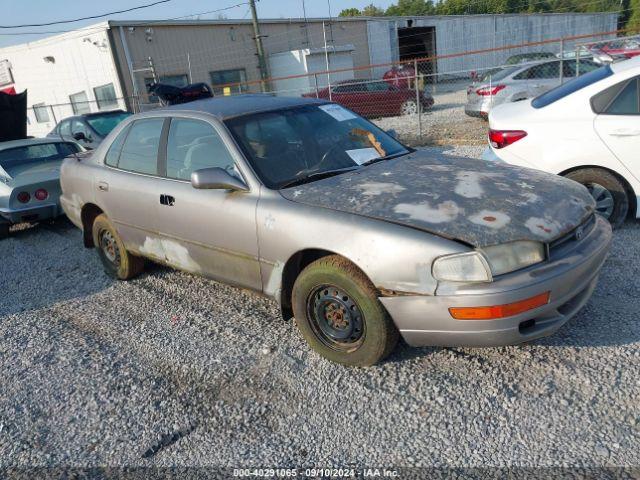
[92,214,144,280]
[292,255,399,366]
[565,168,629,229]
[0,223,9,240]
[400,99,418,116]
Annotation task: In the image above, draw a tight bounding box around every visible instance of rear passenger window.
[604,79,639,115]
[117,118,164,175]
[165,118,236,181]
[104,124,130,167]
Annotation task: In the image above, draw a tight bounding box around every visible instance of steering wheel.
[292,143,345,178]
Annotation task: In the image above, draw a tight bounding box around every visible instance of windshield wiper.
[362,151,410,166]
[279,166,359,190]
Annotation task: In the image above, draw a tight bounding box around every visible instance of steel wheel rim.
[100,229,120,267]
[306,285,365,353]
[586,182,615,219]
[401,101,418,115]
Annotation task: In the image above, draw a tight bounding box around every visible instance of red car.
[304,79,434,118]
[594,39,640,59]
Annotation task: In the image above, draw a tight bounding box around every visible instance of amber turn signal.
[449,292,550,320]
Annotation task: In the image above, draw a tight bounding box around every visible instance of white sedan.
[488,56,640,227]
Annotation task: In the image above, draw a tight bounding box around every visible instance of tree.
[362,4,386,16]
[339,7,362,17]
[386,0,436,16]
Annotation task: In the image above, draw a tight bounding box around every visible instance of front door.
[153,117,261,290]
[594,77,640,177]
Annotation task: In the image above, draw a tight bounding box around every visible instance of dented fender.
[256,189,469,299]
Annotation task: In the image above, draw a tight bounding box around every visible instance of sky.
[0,0,396,47]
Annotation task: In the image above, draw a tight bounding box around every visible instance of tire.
[91,214,144,280]
[565,168,629,229]
[0,223,9,240]
[400,99,418,116]
[292,255,399,367]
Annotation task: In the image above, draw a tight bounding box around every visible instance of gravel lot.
[375,85,488,147]
[1,148,639,474]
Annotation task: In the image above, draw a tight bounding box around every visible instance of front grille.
[549,214,596,254]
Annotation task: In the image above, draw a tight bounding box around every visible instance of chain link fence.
[30,30,638,147]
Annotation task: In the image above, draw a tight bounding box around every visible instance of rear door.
[152,116,261,289]
[593,76,640,176]
[97,117,166,257]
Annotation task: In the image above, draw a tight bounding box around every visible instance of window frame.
[93,83,118,110]
[209,68,248,95]
[593,77,640,116]
[69,91,91,115]
[33,103,50,123]
[162,117,241,182]
[103,117,169,177]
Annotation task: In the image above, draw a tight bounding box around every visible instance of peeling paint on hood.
[280,151,595,247]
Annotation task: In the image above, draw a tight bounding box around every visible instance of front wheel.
[400,99,419,116]
[292,255,399,366]
[92,214,144,280]
[565,168,629,229]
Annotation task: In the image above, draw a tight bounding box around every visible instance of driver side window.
[165,118,237,181]
[71,119,90,139]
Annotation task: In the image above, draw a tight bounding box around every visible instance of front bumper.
[380,216,612,347]
[0,201,61,224]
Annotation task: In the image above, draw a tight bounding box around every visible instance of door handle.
[160,194,175,206]
[97,181,109,192]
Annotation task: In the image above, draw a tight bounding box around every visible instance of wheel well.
[279,248,338,320]
[559,165,637,218]
[80,203,104,248]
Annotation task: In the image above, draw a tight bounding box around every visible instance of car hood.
[279,151,595,247]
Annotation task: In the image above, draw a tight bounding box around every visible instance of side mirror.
[191,167,248,191]
[386,129,398,140]
[73,132,86,141]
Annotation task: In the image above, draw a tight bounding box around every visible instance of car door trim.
[114,218,260,262]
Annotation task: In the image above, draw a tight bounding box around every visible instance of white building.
[0,22,124,137]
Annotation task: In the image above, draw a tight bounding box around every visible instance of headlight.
[481,241,545,276]
[432,241,545,283]
[432,252,492,283]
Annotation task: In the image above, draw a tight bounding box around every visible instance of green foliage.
[386,0,435,16]
[338,7,362,17]
[340,0,637,30]
[363,3,386,16]
[628,0,640,32]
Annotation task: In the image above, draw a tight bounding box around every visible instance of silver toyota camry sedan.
[60,95,611,366]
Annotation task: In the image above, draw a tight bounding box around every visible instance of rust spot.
[537,225,552,233]
[483,216,496,222]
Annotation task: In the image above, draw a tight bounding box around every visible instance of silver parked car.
[465,58,600,118]
[0,138,82,239]
[60,95,611,366]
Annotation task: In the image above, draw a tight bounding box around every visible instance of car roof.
[0,137,71,151]
[611,55,640,73]
[55,110,129,125]
[160,94,329,120]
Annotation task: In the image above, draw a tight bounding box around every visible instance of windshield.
[0,142,79,171]
[225,104,409,189]
[86,112,132,136]
[532,64,614,109]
